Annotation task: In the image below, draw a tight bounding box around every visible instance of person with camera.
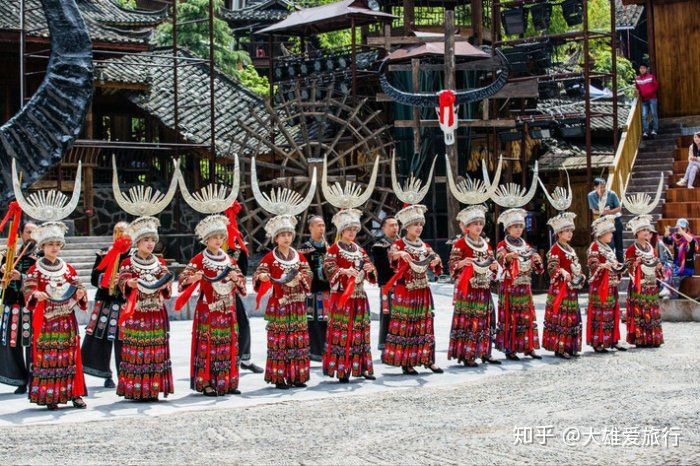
[662,219,698,297]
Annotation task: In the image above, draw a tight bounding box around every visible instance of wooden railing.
[607,98,642,194]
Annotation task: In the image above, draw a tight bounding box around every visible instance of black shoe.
[203,386,217,397]
[104,378,116,389]
[13,385,26,395]
[526,351,542,360]
[427,364,443,374]
[614,345,628,352]
[241,362,264,374]
[72,397,87,409]
[339,376,350,384]
[275,382,289,390]
[363,372,376,380]
[402,366,418,375]
[229,389,241,395]
[464,360,479,367]
[47,404,59,411]
[594,347,609,353]
[482,357,502,365]
[506,353,520,361]
[293,382,307,388]
[555,352,571,360]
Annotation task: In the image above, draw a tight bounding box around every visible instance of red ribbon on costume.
[456,264,474,296]
[0,201,22,247]
[598,269,610,304]
[551,280,568,314]
[256,280,272,310]
[437,90,456,127]
[225,201,249,256]
[175,282,199,311]
[634,262,642,293]
[96,236,132,288]
[31,300,46,365]
[118,289,138,326]
[73,335,85,395]
[337,278,356,309]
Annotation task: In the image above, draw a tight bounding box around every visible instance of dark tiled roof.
[536,97,631,132]
[221,0,297,24]
[616,0,644,30]
[538,140,615,172]
[0,0,167,45]
[95,50,291,156]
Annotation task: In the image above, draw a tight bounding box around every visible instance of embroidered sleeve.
[388,243,402,271]
[297,260,312,293]
[448,243,465,279]
[158,261,172,300]
[546,250,561,280]
[532,251,545,275]
[178,260,200,293]
[624,247,637,278]
[496,243,508,269]
[117,259,134,296]
[362,249,377,284]
[67,265,88,311]
[587,245,604,285]
[23,265,39,310]
[90,252,103,288]
[228,262,247,297]
[323,249,341,287]
[252,260,270,292]
[427,244,443,276]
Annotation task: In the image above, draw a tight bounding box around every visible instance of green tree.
[117,0,136,9]
[155,0,269,95]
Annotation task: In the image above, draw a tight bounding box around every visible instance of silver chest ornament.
[203,250,235,296]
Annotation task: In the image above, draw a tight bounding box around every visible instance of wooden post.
[403,0,414,33]
[411,58,421,154]
[583,0,592,227]
[471,0,483,45]
[645,0,656,70]
[611,0,618,150]
[445,10,459,239]
[351,17,357,105]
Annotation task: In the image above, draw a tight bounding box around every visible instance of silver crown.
[12,158,82,222]
[177,154,240,214]
[391,151,436,205]
[251,156,316,216]
[445,154,502,205]
[619,172,664,215]
[491,161,539,208]
[112,155,179,217]
[538,167,572,212]
[321,154,378,209]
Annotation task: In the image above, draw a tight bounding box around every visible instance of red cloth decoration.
[73,335,85,395]
[118,289,138,326]
[224,201,249,256]
[598,269,610,304]
[634,262,642,293]
[175,282,199,311]
[438,89,457,127]
[256,280,272,310]
[551,280,568,314]
[32,300,45,365]
[456,263,474,297]
[0,201,23,252]
[96,236,132,288]
[337,278,356,309]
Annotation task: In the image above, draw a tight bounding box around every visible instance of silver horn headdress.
[12,158,82,247]
[322,154,379,233]
[494,162,539,229]
[446,155,502,227]
[251,156,317,239]
[619,172,664,234]
[539,167,576,234]
[392,152,436,228]
[176,155,240,243]
[112,155,179,243]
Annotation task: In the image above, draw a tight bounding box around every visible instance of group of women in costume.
[0,154,665,410]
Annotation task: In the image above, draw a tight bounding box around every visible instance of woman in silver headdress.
[12,161,88,410]
[251,159,314,389]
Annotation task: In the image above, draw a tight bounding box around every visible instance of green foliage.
[591,49,636,93]
[118,0,136,9]
[155,0,269,95]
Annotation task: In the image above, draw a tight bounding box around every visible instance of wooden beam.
[393,119,516,128]
[444,10,459,238]
[491,78,539,99]
[366,33,486,46]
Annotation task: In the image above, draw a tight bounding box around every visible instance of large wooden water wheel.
[228,83,394,252]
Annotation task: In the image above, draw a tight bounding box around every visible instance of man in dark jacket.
[370,217,399,350]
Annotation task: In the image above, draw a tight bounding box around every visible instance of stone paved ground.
[0,286,698,464]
